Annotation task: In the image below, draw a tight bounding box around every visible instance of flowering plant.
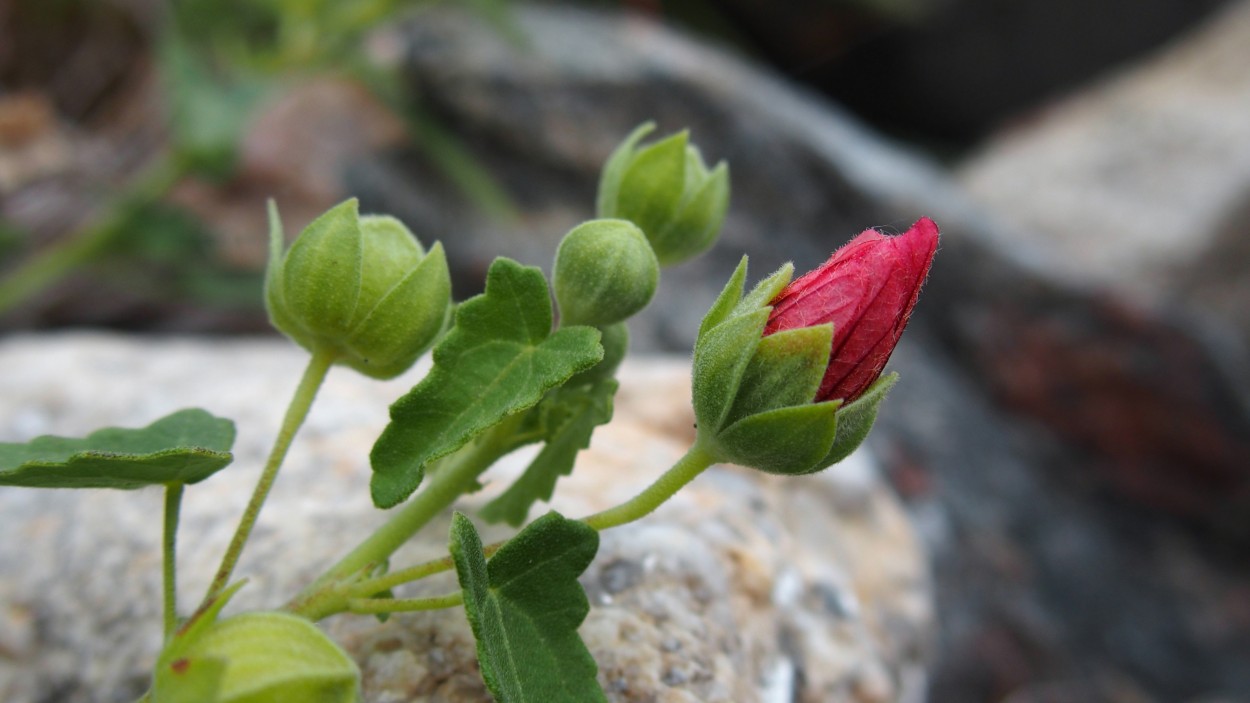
[0,124,936,702]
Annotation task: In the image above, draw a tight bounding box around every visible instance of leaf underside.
[0,408,236,489]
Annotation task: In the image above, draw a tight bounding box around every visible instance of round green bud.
[597,122,730,267]
[153,611,361,702]
[553,219,658,328]
[265,199,451,379]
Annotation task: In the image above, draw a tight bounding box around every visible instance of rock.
[0,333,932,703]
[346,6,1250,700]
[814,0,1230,141]
[957,0,1250,349]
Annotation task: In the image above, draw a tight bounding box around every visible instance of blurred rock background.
[2,0,1250,701]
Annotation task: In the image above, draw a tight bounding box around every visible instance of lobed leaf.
[370,258,602,508]
[0,409,235,489]
[450,511,606,703]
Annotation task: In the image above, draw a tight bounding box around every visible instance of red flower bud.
[764,217,939,403]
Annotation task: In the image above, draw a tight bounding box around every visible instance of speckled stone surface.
[0,333,932,703]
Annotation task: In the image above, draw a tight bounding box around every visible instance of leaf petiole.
[162,483,185,640]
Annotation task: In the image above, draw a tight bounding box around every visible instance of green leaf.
[450,512,606,703]
[480,380,618,527]
[0,409,235,489]
[815,373,898,471]
[370,258,603,508]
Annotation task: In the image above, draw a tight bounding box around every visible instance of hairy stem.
[348,592,462,615]
[203,347,336,603]
[345,442,718,601]
[580,442,715,531]
[162,483,185,640]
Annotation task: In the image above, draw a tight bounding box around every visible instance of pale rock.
[0,333,931,702]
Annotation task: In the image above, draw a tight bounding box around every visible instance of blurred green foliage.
[1,0,517,324]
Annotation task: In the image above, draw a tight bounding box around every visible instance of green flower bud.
[265,198,452,379]
[553,219,658,328]
[690,256,902,475]
[597,122,730,266]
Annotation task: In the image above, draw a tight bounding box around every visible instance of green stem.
[203,347,337,603]
[0,155,185,316]
[580,442,716,531]
[347,592,462,615]
[162,483,185,640]
[286,418,520,620]
[346,442,718,601]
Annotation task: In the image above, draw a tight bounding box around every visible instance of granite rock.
[0,333,931,703]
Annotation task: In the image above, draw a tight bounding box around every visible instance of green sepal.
[613,131,689,241]
[813,373,898,471]
[153,581,248,703]
[156,591,360,703]
[450,511,606,703]
[650,159,729,266]
[697,256,749,339]
[370,258,603,508]
[264,200,304,342]
[714,401,841,475]
[281,199,364,339]
[343,242,451,379]
[691,308,768,435]
[735,261,793,317]
[348,215,426,331]
[724,324,832,426]
[0,409,235,489]
[480,379,618,527]
[596,121,654,217]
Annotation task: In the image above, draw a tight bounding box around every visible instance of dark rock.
[813,0,1232,141]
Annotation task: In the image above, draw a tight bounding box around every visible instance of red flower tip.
[764,217,939,402]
